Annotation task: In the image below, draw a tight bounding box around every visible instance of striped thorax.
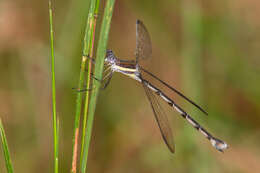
[103,20,228,154]
[105,49,228,152]
[105,50,142,82]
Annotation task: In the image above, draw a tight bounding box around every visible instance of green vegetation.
[0,0,259,173]
[0,119,14,173]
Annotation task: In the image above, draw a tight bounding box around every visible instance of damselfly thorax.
[102,20,228,153]
[105,50,142,82]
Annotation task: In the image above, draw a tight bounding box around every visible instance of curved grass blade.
[0,119,14,173]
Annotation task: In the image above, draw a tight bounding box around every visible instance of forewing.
[136,20,152,62]
[140,67,208,115]
[142,81,175,153]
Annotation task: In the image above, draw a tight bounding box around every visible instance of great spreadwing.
[98,20,228,153]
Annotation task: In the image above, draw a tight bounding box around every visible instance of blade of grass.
[80,0,115,172]
[0,119,14,173]
[71,0,101,172]
[70,43,87,172]
[49,1,59,173]
[80,0,100,169]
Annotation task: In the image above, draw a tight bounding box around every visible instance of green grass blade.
[71,49,87,172]
[0,119,14,173]
[80,0,100,169]
[70,9,90,173]
[48,1,59,173]
[71,0,100,172]
[80,0,115,172]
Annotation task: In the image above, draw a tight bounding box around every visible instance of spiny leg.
[82,54,96,64]
[90,65,114,90]
[75,56,112,91]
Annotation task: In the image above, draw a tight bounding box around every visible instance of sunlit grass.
[48,1,59,172]
[80,0,115,172]
[0,119,14,173]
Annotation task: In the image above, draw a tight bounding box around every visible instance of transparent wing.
[140,66,208,115]
[136,20,152,62]
[100,64,113,89]
[142,81,175,153]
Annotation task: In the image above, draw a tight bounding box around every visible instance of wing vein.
[142,80,175,153]
[140,66,208,115]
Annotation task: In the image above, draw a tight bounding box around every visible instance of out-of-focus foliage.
[0,0,259,172]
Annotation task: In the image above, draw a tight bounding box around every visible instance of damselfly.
[102,20,228,153]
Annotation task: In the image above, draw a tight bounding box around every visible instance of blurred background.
[0,0,260,172]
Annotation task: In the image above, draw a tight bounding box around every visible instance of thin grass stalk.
[0,119,14,173]
[48,1,59,173]
[71,0,100,172]
[80,0,100,168]
[70,39,87,173]
[80,0,115,172]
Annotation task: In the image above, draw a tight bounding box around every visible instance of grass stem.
[80,0,100,169]
[48,1,59,173]
[0,119,14,173]
[80,0,115,172]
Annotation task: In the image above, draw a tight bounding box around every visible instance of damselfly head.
[105,49,117,64]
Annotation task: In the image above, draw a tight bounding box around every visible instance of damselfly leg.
[102,19,228,153]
